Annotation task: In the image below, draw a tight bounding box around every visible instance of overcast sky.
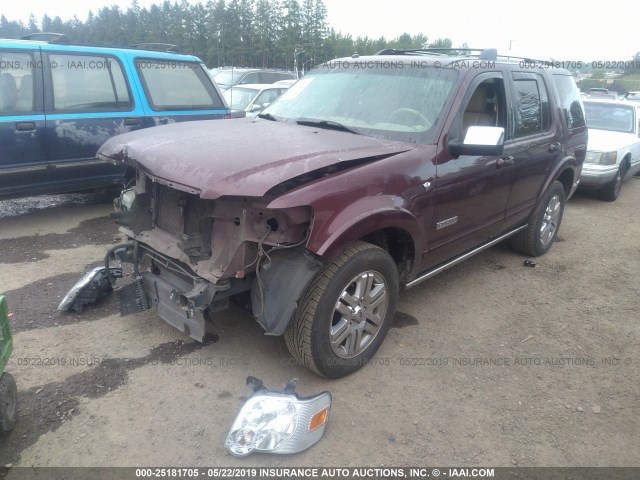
[2,0,638,61]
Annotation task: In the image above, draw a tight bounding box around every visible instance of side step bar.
[406,224,528,289]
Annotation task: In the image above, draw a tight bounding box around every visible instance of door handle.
[124,117,140,126]
[15,122,36,132]
[496,156,514,168]
[549,142,561,153]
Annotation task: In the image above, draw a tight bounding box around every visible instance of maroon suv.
[95,49,587,378]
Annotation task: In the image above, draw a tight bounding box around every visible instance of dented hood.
[98,118,414,199]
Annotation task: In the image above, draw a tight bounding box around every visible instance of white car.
[580,100,640,201]
[222,83,289,117]
[625,91,640,103]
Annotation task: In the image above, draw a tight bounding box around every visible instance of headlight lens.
[225,378,331,457]
[584,151,617,165]
[584,151,600,164]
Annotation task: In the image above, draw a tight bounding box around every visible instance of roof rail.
[17,34,184,54]
[129,43,179,53]
[376,48,554,64]
[376,48,497,59]
[20,32,70,44]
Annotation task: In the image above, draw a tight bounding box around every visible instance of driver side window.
[461,78,506,137]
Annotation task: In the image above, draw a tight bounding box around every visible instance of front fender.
[309,201,422,262]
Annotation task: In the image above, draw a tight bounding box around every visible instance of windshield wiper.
[257,112,278,121]
[296,119,360,135]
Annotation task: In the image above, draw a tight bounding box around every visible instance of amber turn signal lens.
[308,407,328,431]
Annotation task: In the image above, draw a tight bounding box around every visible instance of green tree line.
[0,0,453,70]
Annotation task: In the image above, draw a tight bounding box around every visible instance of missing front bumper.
[59,241,251,342]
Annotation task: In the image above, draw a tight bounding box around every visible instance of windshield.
[584,102,635,133]
[223,87,259,110]
[262,62,459,143]
[213,71,244,86]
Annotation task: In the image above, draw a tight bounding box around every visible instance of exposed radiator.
[155,184,205,236]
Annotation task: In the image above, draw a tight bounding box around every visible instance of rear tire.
[284,241,398,378]
[0,372,18,434]
[511,181,565,257]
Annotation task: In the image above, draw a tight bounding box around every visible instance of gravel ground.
[0,180,638,469]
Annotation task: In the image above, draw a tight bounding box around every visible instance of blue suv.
[0,36,230,198]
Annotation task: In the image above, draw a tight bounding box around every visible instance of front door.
[425,72,514,269]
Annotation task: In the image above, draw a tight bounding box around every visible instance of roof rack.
[20,32,70,44]
[376,48,553,63]
[129,43,180,53]
[16,33,183,54]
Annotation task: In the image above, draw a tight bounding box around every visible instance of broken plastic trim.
[57,266,123,313]
[225,376,331,457]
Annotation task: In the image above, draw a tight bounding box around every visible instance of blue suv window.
[135,58,225,111]
[0,51,35,114]
[49,53,132,111]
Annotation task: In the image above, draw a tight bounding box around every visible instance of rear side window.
[254,88,285,107]
[552,74,586,129]
[511,73,551,137]
[259,72,276,84]
[49,54,132,111]
[240,72,260,84]
[278,73,295,81]
[136,59,225,110]
[0,51,36,114]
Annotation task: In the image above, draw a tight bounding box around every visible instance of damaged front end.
[61,166,318,342]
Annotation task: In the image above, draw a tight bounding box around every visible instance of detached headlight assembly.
[584,151,617,165]
[225,377,331,457]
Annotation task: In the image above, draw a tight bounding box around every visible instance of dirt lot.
[0,180,638,469]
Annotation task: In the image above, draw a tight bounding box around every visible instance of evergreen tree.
[0,1,468,72]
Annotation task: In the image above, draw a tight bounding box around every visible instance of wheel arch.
[311,209,421,283]
[541,155,578,200]
[621,153,631,173]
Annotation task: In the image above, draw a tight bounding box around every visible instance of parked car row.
[211,67,296,91]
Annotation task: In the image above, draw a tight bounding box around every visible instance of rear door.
[133,56,229,126]
[42,49,143,192]
[503,71,560,227]
[0,46,47,197]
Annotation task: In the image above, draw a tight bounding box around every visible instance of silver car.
[222,83,289,117]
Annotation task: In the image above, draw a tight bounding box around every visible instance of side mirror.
[448,126,505,157]
[249,104,262,112]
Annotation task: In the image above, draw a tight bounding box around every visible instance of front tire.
[511,181,565,257]
[0,372,18,434]
[598,164,624,202]
[284,241,399,378]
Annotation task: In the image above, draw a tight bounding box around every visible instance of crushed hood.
[98,119,414,199]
